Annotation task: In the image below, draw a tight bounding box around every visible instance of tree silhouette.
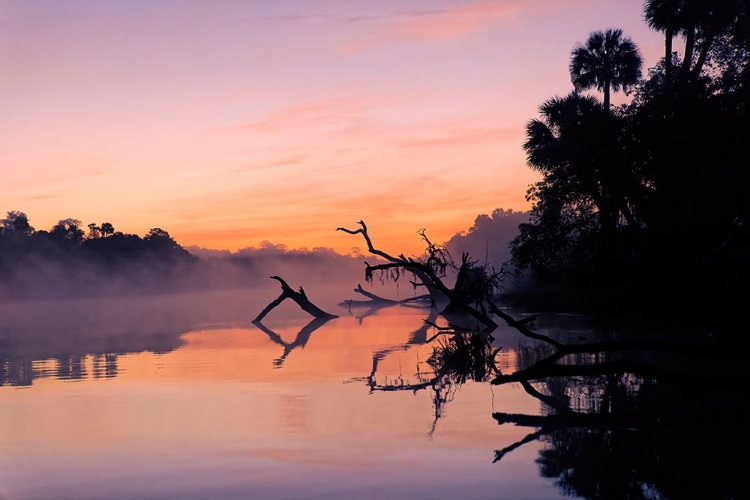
[645,1,746,83]
[644,0,686,81]
[338,221,502,329]
[512,9,750,309]
[0,211,198,299]
[100,222,114,237]
[673,0,734,80]
[518,91,641,279]
[1,211,34,236]
[524,92,634,227]
[570,28,643,109]
[51,219,85,246]
[87,223,101,239]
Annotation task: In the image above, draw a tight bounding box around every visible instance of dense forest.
[504,2,750,322]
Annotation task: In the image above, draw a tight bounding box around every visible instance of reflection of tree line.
[494,325,748,499]
[512,368,750,499]
[250,205,747,500]
[1,353,119,387]
[253,294,747,499]
[357,311,748,499]
[0,329,185,387]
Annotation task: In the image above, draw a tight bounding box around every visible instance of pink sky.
[1,0,664,256]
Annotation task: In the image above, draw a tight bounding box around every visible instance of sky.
[0,0,665,256]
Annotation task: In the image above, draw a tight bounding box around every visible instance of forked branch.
[253,276,338,323]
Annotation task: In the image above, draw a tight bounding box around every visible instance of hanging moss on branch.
[338,220,503,329]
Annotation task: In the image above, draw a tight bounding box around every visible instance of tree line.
[508,1,749,316]
[0,210,192,267]
[0,211,367,301]
[0,211,195,299]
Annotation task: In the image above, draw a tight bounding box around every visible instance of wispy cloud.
[232,154,310,173]
[336,1,521,54]
[9,161,113,190]
[218,96,401,133]
[390,1,520,41]
[21,193,66,201]
[267,154,309,167]
[394,125,522,149]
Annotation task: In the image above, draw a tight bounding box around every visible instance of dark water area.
[1,288,747,500]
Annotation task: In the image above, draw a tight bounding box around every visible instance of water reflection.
[5,289,746,500]
[0,331,185,386]
[511,371,750,499]
[2,296,556,500]
[485,316,750,500]
[0,289,263,387]
[341,298,750,499]
[358,319,501,436]
[252,317,333,367]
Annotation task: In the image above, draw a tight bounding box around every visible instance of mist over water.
[1,246,367,300]
[0,285,572,500]
[2,265,745,500]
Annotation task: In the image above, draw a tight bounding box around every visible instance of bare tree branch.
[253,276,338,323]
[337,221,399,263]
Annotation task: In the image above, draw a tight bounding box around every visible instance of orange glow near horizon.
[1,1,665,256]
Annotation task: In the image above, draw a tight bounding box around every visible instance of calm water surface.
[1,287,737,499]
[0,288,569,500]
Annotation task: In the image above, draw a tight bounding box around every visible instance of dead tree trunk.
[337,221,447,302]
[340,284,431,308]
[252,276,338,323]
[338,221,497,328]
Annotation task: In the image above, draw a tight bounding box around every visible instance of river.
[0,286,744,499]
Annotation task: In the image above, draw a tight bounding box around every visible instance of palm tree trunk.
[603,82,611,110]
[665,27,674,81]
[681,25,696,77]
[691,33,715,81]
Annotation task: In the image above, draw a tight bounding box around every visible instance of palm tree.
[523,92,638,229]
[645,1,741,83]
[644,0,684,81]
[524,93,604,175]
[570,29,643,109]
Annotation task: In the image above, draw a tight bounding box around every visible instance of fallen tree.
[339,284,431,310]
[338,220,503,329]
[252,276,338,323]
[248,221,737,472]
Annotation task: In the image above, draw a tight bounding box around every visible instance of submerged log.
[339,284,432,309]
[252,276,338,323]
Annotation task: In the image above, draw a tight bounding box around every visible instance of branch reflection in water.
[251,317,333,368]
[253,286,750,500]
[487,316,750,499]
